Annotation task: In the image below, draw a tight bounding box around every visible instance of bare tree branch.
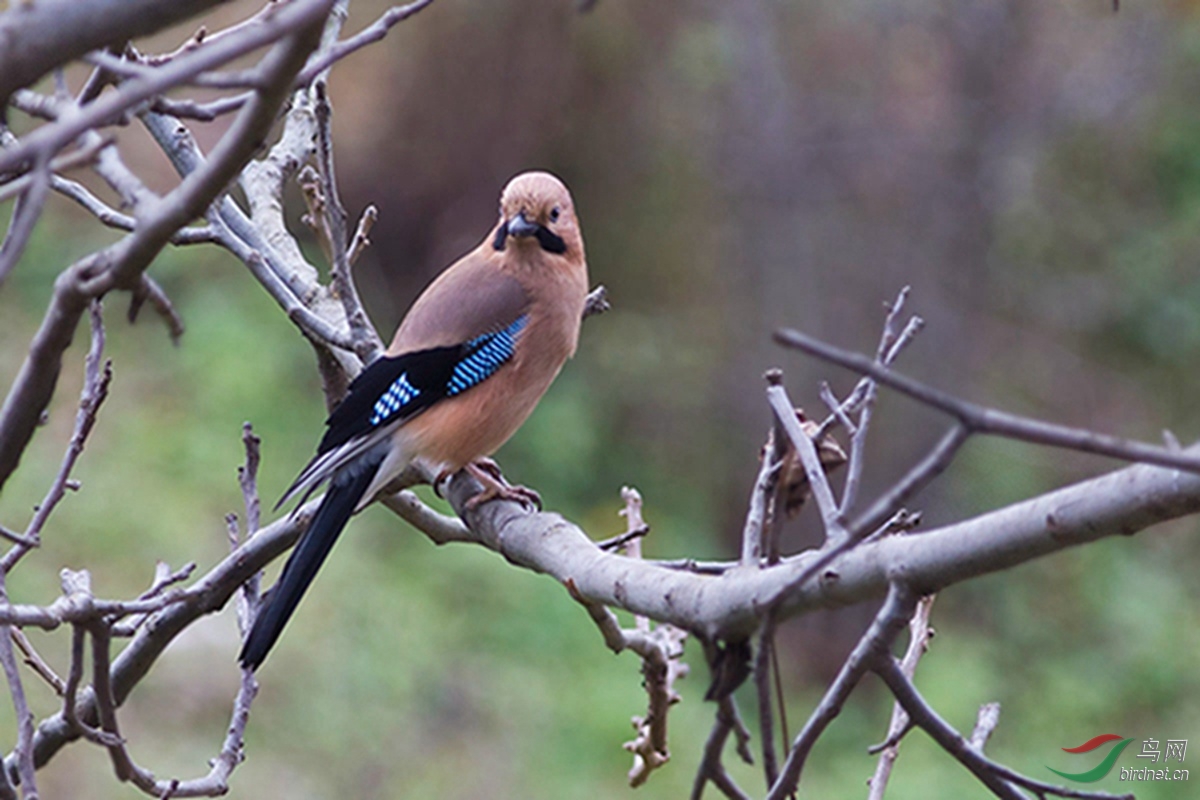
[766,584,916,800]
[0,128,49,284]
[690,695,753,800]
[0,593,35,799]
[0,0,328,178]
[0,0,226,106]
[764,376,847,545]
[0,0,334,493]
[867,594,936,800]
[739,430,782,567]
[312,81,381,360]
[418,439,1200,642]
[875,658,1133,800]
[346,204,378,267]
[0,2,1194,796]
[9,494,318,774]
[1,301,110,573]
[294,0,440,85]
[776,327,1200,476]
[752,615,780,790]
[567,489,688,788]
[0,137,108,206]
[970,702,1001,752]
[9,631,63,698]
[838,289,923,516]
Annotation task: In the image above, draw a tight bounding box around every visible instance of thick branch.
[0,269,90,493]
[0,0,329,177]
[0,0,223,106]
[432,444,1200,640]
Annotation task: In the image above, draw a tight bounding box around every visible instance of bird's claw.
[472,456,504,481]
[463,461,542,511]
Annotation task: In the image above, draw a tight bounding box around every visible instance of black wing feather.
[317,315,530,455]
[317,346,460,455]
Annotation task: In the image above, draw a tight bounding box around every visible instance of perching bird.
[240,171,590,669]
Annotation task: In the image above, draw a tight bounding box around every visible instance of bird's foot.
[463,460,542,511]
[471,456,505,481]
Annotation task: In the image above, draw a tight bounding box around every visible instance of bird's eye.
[549,206,561,223]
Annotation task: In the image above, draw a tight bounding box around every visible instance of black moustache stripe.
[491,220,566,254]
[535,227,567,255]
[492,221,509,251]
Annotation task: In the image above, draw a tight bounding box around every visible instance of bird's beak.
[506,211,540,239]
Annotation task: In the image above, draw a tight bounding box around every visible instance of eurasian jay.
[240,171,589,669]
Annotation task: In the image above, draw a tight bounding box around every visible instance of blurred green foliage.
[2,0,1200,798]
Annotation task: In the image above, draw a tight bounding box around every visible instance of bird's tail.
[239,464,379,669]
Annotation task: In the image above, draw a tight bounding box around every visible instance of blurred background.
[2,0,1199,797]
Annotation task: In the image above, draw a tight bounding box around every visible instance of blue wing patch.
[314,314,529,456]
[446,315,528,397]
[369,372,421,426]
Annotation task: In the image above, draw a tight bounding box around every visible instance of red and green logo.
[1047,734,1136,782]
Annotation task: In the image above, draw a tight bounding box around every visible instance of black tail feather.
[240,465,378,669]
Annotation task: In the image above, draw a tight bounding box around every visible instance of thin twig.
[294,0,441,85]
[381,490,474,545]
[0,136,111,205]
[88,620,131,779]
[567,490,686,789]
[0,526,37,549]
[109,562,197,638]
[0,578,38,798]
[764,414,791,564]
[594,525,649,551]
[753,615,780,789]
[818,382,857,436]
[619,487,647,564]
[740,430,783,566]
[874,658,1132,800]
[867,594,936,800]
[766,584,916,800]
[208,218,357,351]
[765,376,847,544]
[690,696,753,800]
[128,275,186,344]
[812,288,923,442]
[775,424,968,606]
[313,81,380,360]
[346,204,377,267]
[846,423,970,540]
[777,327,1200,476]
[62,623,116,746]
[152,93,251,121]
[838,291,919,516]
[970,702,1001,751]
[238,423,262,537]
[234,422,264,630]
[1,300,111,573]
[10,629,65,696]
[0,155,51,287]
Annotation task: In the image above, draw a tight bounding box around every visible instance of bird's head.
[492,171,584,262]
